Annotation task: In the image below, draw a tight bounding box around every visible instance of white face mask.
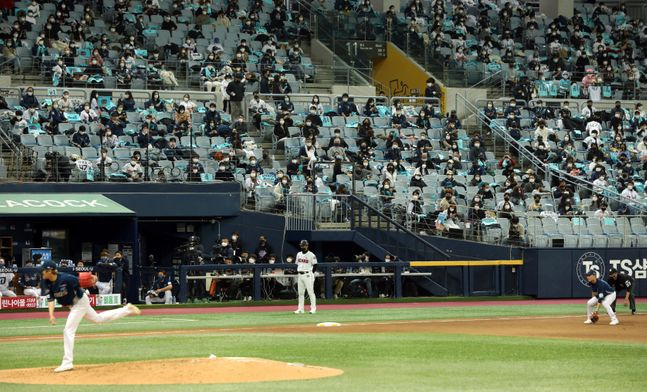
[248,258,256,264]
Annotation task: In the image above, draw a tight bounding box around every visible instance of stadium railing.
[456,93,647,213]
[176,261,436,302]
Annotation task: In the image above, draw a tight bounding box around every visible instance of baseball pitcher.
[41,261,141,373]
[294,240,317,314]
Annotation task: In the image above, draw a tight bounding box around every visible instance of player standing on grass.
[584,270,619,325]
[41,261,141,373]
[294,240,317,314]
[607,268,636,315]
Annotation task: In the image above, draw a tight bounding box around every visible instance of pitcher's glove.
[590,311,599,323]
[79,272,97,288]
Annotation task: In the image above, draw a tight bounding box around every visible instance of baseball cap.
[41,260,57,270]
[608,268,618,274]
[586,270,598,277]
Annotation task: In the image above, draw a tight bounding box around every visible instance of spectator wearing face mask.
[469,139,486,162]
[274,176,291,211]
[299,139,318,173]
[122,156,143,182]
[620,181,638,202]
[503,100,521,117]
[244,170,260,201]
[328,129,349,149]
[507,216,525,246]
[254,236,272,263]
[497,193,516,218]
[213,237,234,262]
[527,194,543,212]
[302,118,319,139]
[328,138,348,161]
[594,202,611,218]
[409,172,427,189]
[523,175,542,194]
[380,180,395,205]
[534,120,556,142]
[245,156,262,175]
[424,77,441,99]
[71,126,90,148]
[80,104,99,123]
[20,88,39,109]
[215,161,234,182]
[337,94,359,117]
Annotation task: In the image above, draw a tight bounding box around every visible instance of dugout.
[0,193,139,300]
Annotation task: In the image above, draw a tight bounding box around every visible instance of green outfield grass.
[1,303,646,392]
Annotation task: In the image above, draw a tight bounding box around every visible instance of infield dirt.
[1,314,644,344]
[0,357,344,385]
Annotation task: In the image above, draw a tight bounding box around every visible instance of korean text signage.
[0,194,133,214]
[1,294,121,310]
[523,249,647,298]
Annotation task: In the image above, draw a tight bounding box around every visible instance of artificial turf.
[1,302,646,392]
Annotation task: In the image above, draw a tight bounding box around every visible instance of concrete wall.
[444,86,489,118]
[372,42,447,111]
[311,39,334,67]
[331,85,376,97]
[540,0,574,19]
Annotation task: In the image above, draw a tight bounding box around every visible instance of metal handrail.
[457,93,646,211]
[348,194,450,259]
[456,93,550,180]
[469,69,507,93]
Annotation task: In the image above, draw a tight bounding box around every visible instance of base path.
[0,357,343,385]
[2,314,644,344]
[2,298,620,320]
[255,314,647,344]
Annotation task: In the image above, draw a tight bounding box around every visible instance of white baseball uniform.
[96,280,113,295]
[295,250,317,313]
[0,270,17,297]
[23,287,41,297]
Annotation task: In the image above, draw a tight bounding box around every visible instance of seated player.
[145,270,173,304]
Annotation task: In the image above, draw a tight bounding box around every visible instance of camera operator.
[178,235,206,301]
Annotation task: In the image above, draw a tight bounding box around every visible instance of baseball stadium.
[0,0,646,390]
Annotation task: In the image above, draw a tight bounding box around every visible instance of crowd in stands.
[1,0,647,248]
[0,0,312,90]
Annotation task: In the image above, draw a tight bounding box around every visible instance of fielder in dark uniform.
[607,268,636,315]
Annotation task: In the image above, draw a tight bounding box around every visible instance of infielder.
[41,261,141,373]
[294,240,317,314]
[607,268,636,315]
[584,270,619,325]
[0,257,17,298]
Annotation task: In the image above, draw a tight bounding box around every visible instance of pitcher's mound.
[0,357,344,385]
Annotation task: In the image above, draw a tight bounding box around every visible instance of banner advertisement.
[1,294,121,310]
[523,248,647,298]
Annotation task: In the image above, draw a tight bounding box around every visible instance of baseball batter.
[294,240,317,314]
[584,270,619,325]
[41,261,141,373]
[0,257,17,298]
